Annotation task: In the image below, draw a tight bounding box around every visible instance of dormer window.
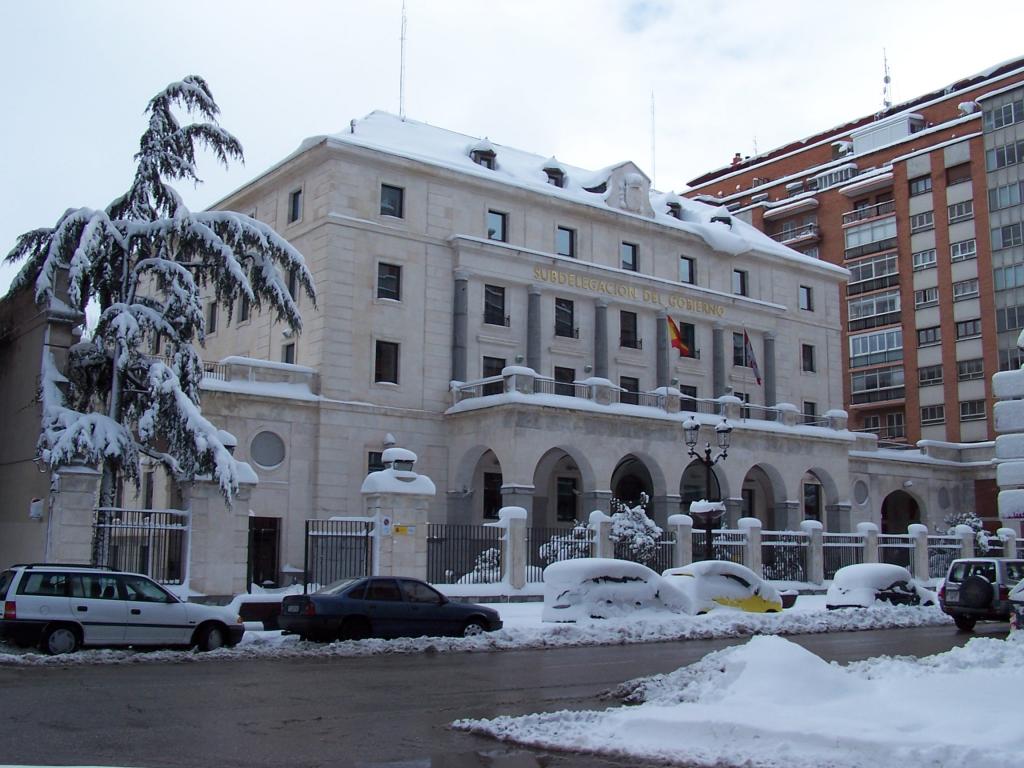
[667,201,682,219]
[545,168,565,187]
[470,139,497,169]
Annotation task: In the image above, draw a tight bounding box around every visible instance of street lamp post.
[683,417,732,561]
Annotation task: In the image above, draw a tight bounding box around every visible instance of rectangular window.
[918,364,943,386]
[803,483,822,522]
[886,412,906,439]
[993,223,1024,250]
[921,404,945,425]
[734,391,751,419]
[732,269,748,296]
[850,328,902,368]
[239,294,251,322]
[680,385,697,412]
[851,365,904,403]
[380,184,404,218]
[912,249,937,270]
[281,342,295,365]
[994,263,1024,291]
[997,305,1024,333]
[376,263,402,301]
[483,284,507,326]
[206,302,218,334]
[619,376,640,405]
[847,252,898,295]
[799,285,813,311]
[960,400,986,422]
[953,278,979,301]
[367,451,385,475]
[909,175,933,196]
[620,242,638,271]
[958,358,984,381]
[678,321,696,358]
[801,343,816,372]
[945,163,972,186]
[556,226,576,257]
[374,340,399,383]
[1002,346,1024,371]
[847,289,900,327]
[679,256,695,284]
[620,311,640,349]
[984,99,1024,130]
[553,366,576,396]
[917,326,941,346]
[914,286,939,308]
[986,139,1024,171]
[287,266,299,300]
[483,472,502,519]
[482,355,506,396]
[950,238,977,261]
[486,210,507,242]
[909,211,934,233]
[554,298,576,338]
[733,332,756,367]
[802,400,817,425]
[956,318,982,339]
[947,200,974,223]
[556,477,578,522]
[844,216,897,258]
[989,181,1024,211]
[288,188,302,223]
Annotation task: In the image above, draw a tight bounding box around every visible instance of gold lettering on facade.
[531,267,725,317]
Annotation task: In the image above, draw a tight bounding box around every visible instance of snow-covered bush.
[943,510,990,554]
[5,76,315,505]
[609,493,664,567]
[539,520,592,565]
[457,547,502,584]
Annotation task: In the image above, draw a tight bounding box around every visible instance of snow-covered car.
[938,558,1024,631]
[0,563,244,654]
[825,563,936,609]
[542,558,695,622]
[662,560,785,613]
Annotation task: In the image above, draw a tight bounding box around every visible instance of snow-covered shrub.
[457,547,502,584]
[539,520,592,565]
[609,493,664,567]
[943,510,990,554]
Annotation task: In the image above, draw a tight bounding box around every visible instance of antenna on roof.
[882,48,893,111]
[399,0,408,119]
[650,90,656,188]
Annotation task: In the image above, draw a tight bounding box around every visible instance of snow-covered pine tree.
[609,492,663,566]
[5,76,316,506]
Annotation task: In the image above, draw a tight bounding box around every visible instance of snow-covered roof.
[292,111,844,275]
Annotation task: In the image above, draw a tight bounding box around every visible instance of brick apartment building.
[685,57,1024,471]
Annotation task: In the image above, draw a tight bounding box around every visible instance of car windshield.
[317,578,360,595]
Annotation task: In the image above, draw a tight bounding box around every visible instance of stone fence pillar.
[666,514,693,568]
[47,466,101,564]
[800,519,824,585]
[738,517,762,574]
[489,507,527,589]
[954,524,975,559]
[908,523,930,582]
[998,527,1018,560]
[362,448,436,581]
[589,510,614,559]
[858,521,879,563]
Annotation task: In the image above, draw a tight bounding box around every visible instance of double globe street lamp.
[683,416,733,561]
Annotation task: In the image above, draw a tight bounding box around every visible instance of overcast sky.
[2,0,1021,295]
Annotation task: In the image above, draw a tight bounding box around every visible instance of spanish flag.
[667,316,690,357]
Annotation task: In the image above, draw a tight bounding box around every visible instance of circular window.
[938,487,950,509]
[853,480,869,505]
[250,431,286,468]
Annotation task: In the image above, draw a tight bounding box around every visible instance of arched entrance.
[611,455,654,511]
[532,449,584,527]
[740,465,782,528]
[881,490,920,534]
[469,450,503,521]
[680,459,722,508]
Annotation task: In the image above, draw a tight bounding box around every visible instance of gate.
[304,518,374,590]
[91,507,187,585]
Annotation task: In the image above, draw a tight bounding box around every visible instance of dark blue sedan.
[278,577,503,642]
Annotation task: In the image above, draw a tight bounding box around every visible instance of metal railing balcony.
[842,200,896,225]
[769,223,819,243]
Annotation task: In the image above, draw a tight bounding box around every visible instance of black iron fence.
[91,508,187,585]
[761,531,807,582]
[427,523,503,584]
[613,534,675,573]
[304,519,374,589]
[526,525,593,582]
[927,535,962,578]
[692,530,745,564]
[823,533,863,580]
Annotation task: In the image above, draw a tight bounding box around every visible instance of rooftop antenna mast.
[399,0,408,119]
[650,90,656,188]
[882,48,893,111]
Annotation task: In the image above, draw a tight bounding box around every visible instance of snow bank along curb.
[0,603,950,667]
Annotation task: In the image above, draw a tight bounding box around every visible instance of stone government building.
[0,111,1001,590]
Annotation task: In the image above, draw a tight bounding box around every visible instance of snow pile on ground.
[455,634,1023,768]
[0,598,950,667]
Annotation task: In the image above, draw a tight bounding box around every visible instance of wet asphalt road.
[0,623,1008,768]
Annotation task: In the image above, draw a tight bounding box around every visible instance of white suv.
[0,563,244,655]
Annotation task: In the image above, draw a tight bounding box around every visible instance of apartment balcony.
[769,223,820,246]
[842,199,896,226]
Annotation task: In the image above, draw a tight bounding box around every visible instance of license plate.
[946,588,959,603]
[285,604,300,614]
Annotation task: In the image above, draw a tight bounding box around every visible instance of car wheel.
[195,623,227,652]
[339,617,371,641]
[41,624,80,656]
[462,619,487,638]
[954,614,977,632]
[960,575,994,610]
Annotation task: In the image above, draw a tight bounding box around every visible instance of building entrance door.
[247,517,280,589]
